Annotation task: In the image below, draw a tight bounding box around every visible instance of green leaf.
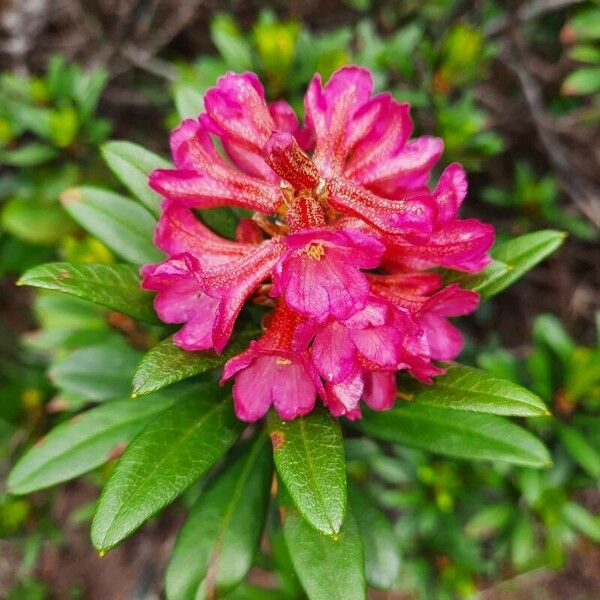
[489,230,566,296]
[348,482,399,590]
[562,502,600,543]
[565,7,600,43]
[132,330,258,397]
[0,143,58,166]
[50,341,142,401]
[465,503,514,538]
[448,230,566,298]
[200,207,240,239]
[267,408,346,535]
[444,260,509,295]
[101,141,171,217]
[60,186,163,265]
[562,67,600,95]
[399,363,549,417]
[556,423,600,480]
[166,435,272,600]
[282,509,366,600]
[91,390,242,551]
[210,14,254,71]
[511,512,536,568]
[18,262,159,323]
[356,404,551,467]
[173,83,205,120]
[1,198,76,245]
[7,394,175,494]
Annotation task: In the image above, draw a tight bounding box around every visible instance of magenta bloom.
[142,66,494,421]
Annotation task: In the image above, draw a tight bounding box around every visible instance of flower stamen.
[306,242,325,260]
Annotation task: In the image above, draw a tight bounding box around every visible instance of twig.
[499,40,600,228]
[485,0,587,38]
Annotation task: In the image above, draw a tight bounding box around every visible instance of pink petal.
[203,72,277,181]
[149,168,281,214]
[323,368,365,419]
[420,313,465,361]
[421,284,480,318]
[385,219,494,273]
[344,97,412,182]
[328,178,435,236]
[349,325,400,368]
[347,136,444,198]
[268,100,314,151]
[304,66,373,177]
[199,239,285,351]
[363,371,396,411]
[226,348,317,421]
[272,229,384,322]
[434,163,468,223]
[312,321,356,383]
[272,358,318,420]
[155,202,253,264]
[232,355,280,421]
[141,255,218,351]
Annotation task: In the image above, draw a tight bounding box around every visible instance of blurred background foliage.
[0,0,599,598]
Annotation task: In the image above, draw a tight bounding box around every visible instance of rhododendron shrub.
[142,66,493,422]
[12,65,564,600]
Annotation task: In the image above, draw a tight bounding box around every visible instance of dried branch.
[499,40,600,228]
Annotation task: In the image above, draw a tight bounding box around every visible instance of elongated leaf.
[267,408,346,535]
[173,83,205,120]
[8,394,175,494]
[60,186,162,265]
[283,509,366,600]
[348,482,399,590]
[50,341,142,401]
[356,404,551,467]
[400,363,549,417]
[102,141,171,216]
[447,230,566,298]
[132,330,258,396]
[557,423,600,479]
[92,390,242,551]
[563,502,600,543]
[444,260,509,295]
[487,230,566,297]
[18,262,159,323]
[166,435,272,600]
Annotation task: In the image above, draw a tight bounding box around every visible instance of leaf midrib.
[10,402,170,491]
[205,436,268,590]
[298,418,337,534]
[367,410,545,462]
[95,400,227,547]
[417,370,544,414]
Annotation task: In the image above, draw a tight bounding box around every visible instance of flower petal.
[328,177,435,235]
[385,219,494,273]
[347,136,444,198]
[434,163,468,223]
[203,72,277,181]
[323,368,364,419]
[363,371,396,411]
[304,66,373,177]
[155,201,253,264]
[312,321,356,383]
[199,239,285,351]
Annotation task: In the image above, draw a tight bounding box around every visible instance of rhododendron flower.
[141,65,494,422]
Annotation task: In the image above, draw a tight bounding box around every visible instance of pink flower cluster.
[141,66,494,422]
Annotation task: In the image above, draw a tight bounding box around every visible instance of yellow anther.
[306,242,325,260]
